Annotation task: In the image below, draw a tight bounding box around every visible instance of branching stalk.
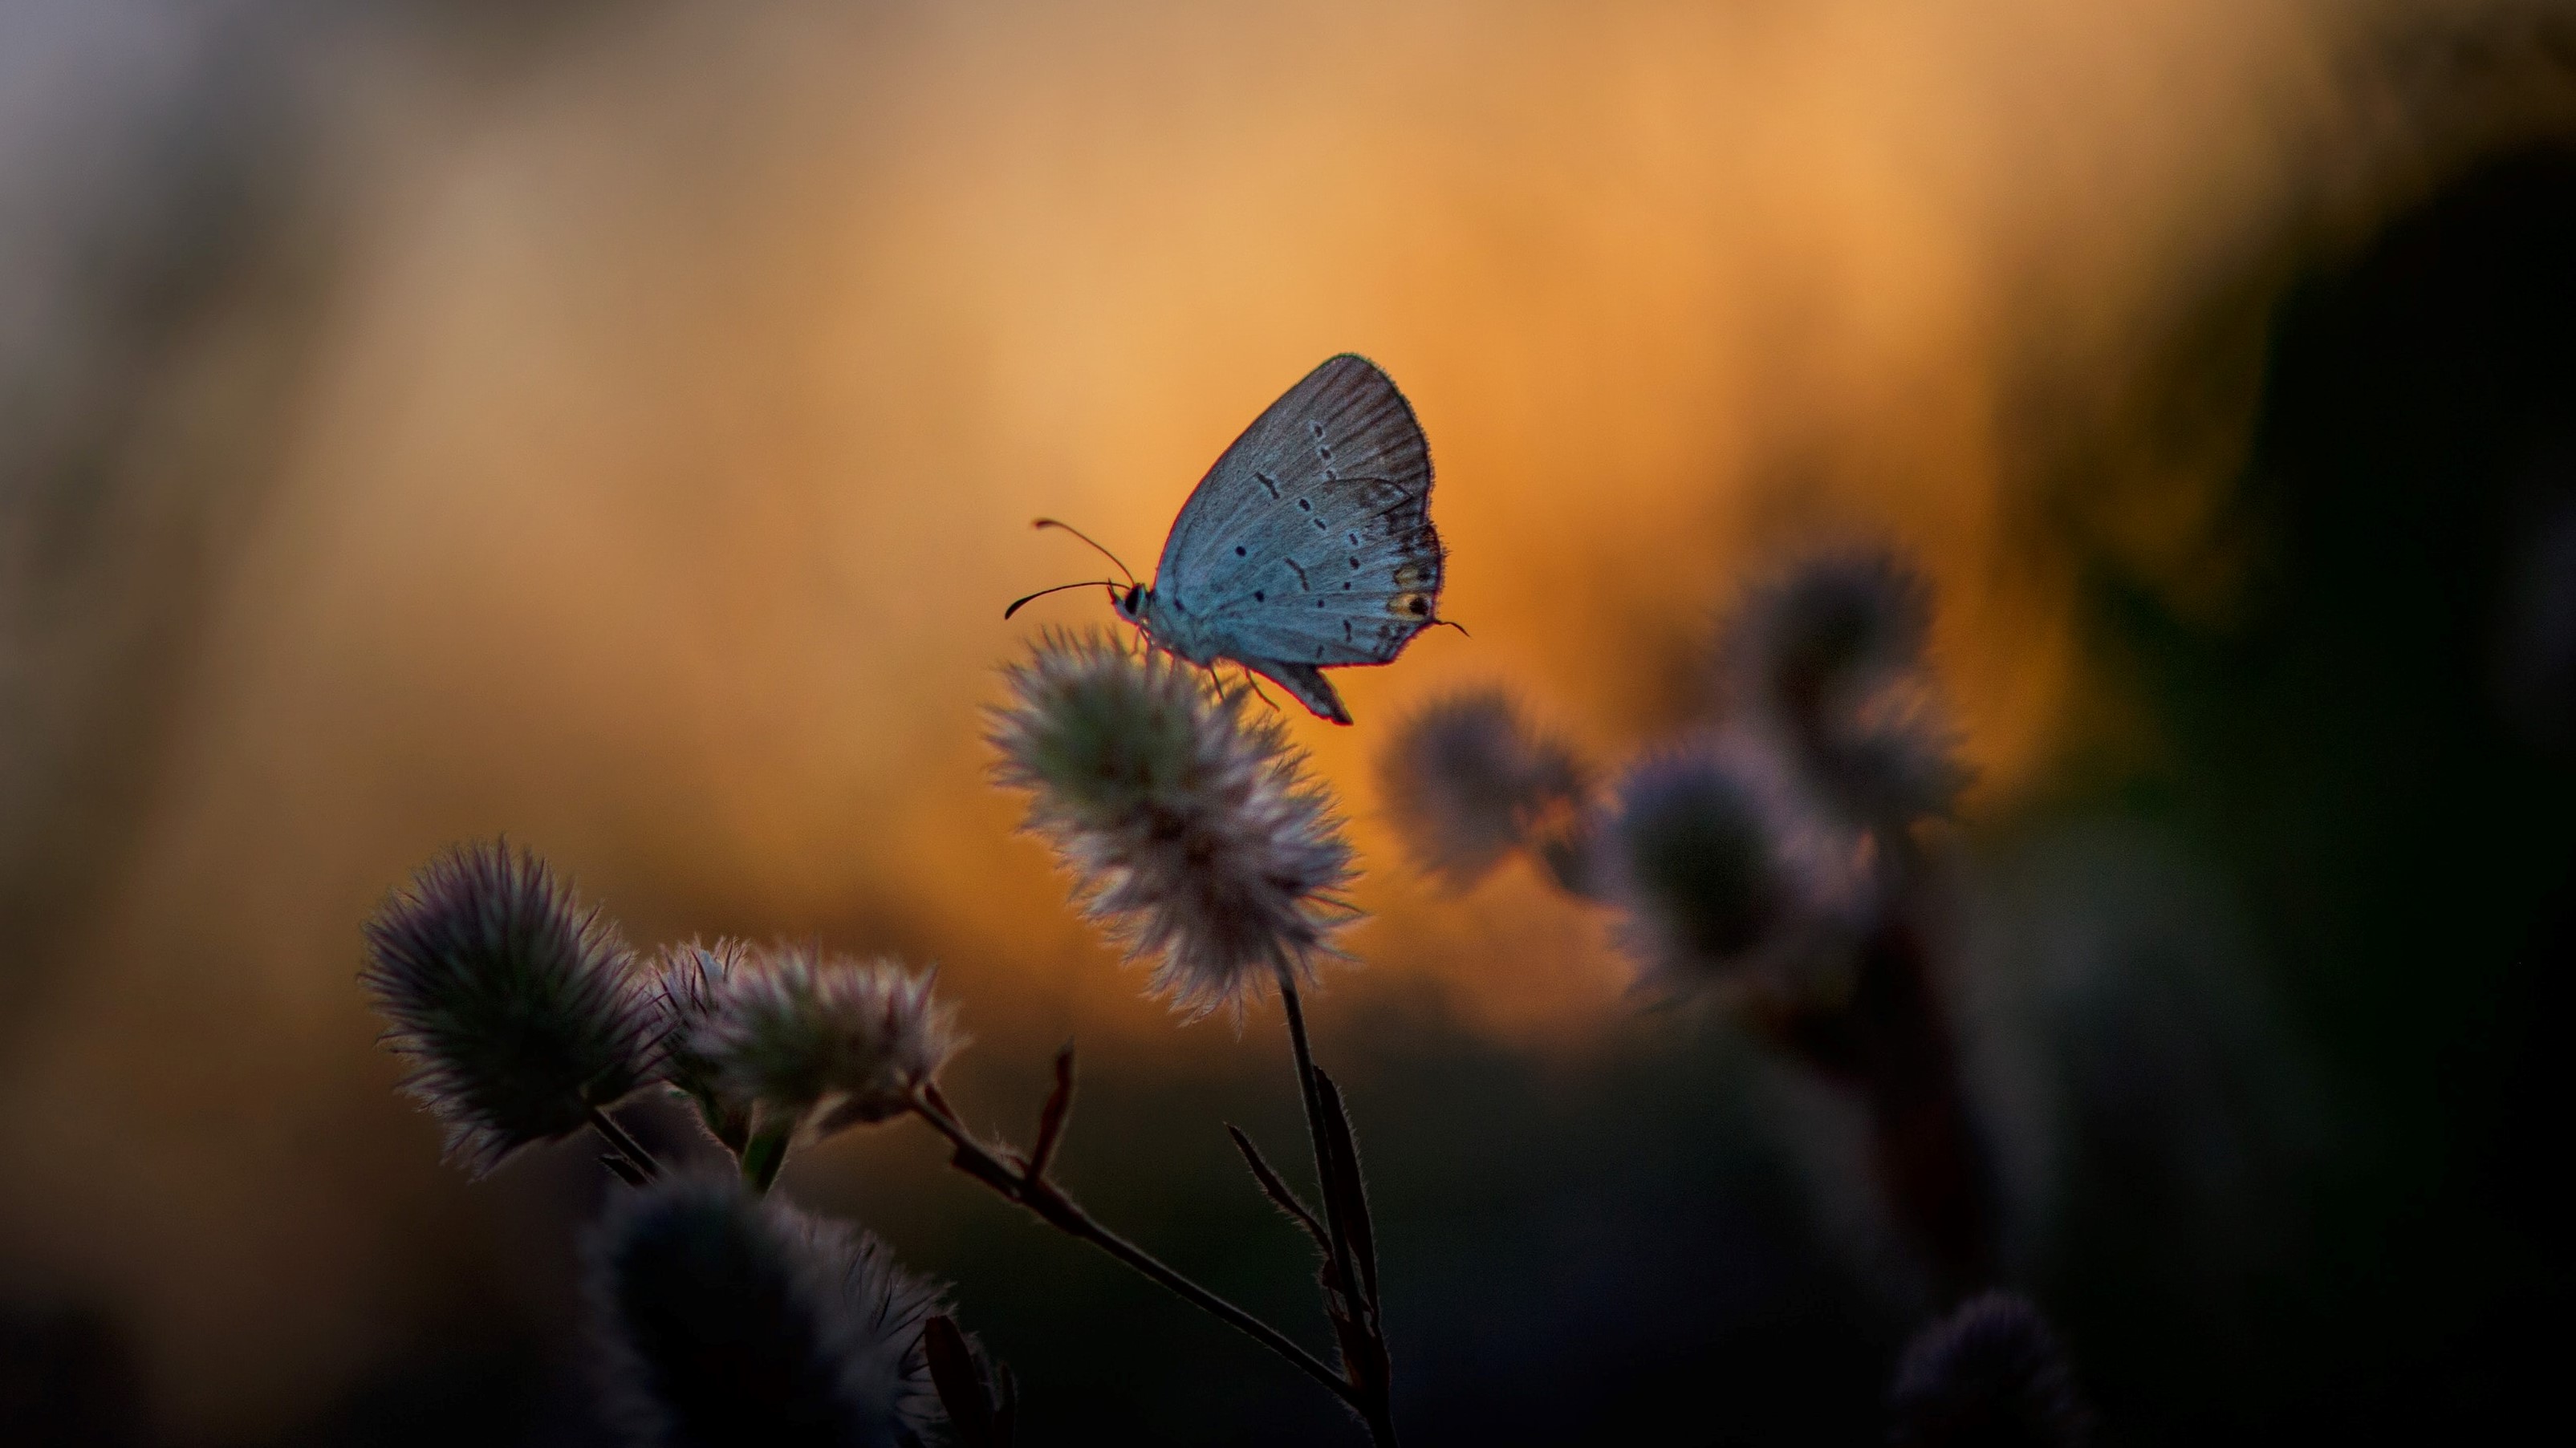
[585,1105,660,1182]
[1273,971,1402,1448]
[906,1089,1359,1409]
[1275,972,1361,1308]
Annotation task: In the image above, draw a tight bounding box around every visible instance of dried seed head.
[1889,1292,2093,1448]
[586,1174,946,1448]
[360,841,654,1176]
[989,630,1358,1020]
[1717,550,1969,828]
[692,945,961,1138]
[1378,689,1590,890]
[1604,738,1864,1001]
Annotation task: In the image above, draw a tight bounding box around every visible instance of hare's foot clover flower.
[364,624,1414,1443]
[1888,1292,2093,1448]
[985,630,1403,1442]
[689,943,961,1144]
[360,840,657,1176]
[989,629,1357,1020]
[1717,549,1969,829]
[587,1174,948,1448]
[1378,688,1591,891]
[1604,738,1864,1004]
[651,939,757,1152]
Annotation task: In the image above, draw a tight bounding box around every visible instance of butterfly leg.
[1233,663,1282,713]
[1190,657,1254,711]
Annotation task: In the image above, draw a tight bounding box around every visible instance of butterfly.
[1009,354,1450,724]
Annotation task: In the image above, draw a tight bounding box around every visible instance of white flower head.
[989,630,1359,1020]
[691,943,961,1139]
[585,1173,947,1448]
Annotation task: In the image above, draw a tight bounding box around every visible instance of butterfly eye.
[1122,585,1144,614]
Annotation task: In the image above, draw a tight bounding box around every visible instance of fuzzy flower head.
[586,1174,947,1448]
[1604,737,1867,1004]
[690,944,961,1140]
[360,840,654,1175]
[1717,550,1969,828]
[1378,688,1590,891]
[989,630,1358,1020]
[652,939,756,1151]
[1888,1292,2093,1448]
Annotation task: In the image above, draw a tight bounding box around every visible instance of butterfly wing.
[1246,660,1352,726]
[1153,355,1444,720]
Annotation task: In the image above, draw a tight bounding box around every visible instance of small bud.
[360,841,655,1176]
[1717,550,1969,827]
[1377,689,1590,890]
[1889,1292,2093,1448]
[586,1174,946,1448]
[1604,739,1862,1000]
[989,630,1358,1020]
[691,944,962,1139]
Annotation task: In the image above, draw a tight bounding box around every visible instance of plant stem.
[1274,972,1359,1310]
[907,1093,1359,1410]
[1275,972,1401,1448]
[585,1105,660,1182]
[740,1124,792,1194]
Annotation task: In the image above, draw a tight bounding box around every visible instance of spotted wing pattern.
[1152,355,1444,716]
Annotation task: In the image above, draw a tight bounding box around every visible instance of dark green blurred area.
[2030,142,2576,1441]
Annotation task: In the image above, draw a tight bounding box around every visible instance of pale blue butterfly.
[1009,354,1451,724]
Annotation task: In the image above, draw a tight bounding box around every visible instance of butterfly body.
[1113,354,1446,725]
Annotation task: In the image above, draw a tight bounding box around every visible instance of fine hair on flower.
[685,941,963,1143]
[586,1173,949,1448]
[1887,1291,2093,1448]
[988,627,1358,1020]
[360,838,659,1175]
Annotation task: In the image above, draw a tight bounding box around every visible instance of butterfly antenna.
[1003,579,1121,620]
[1032,518,1138,587]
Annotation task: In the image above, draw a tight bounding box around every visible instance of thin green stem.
[908,1094,1357,1409]
[740,1124,793,1194]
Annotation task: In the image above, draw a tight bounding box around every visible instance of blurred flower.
[1378,688,1590,890]
[691,944,961,1139]
[1604,738,1863,1001]
[1721,549,1930,704]
[587,1174,946,1448]
[1888,1292,2092,1448]
[989,630,1357,1020]
[652,939,757,1151]
[360,840,655,1176]
[1717,550,1969,827]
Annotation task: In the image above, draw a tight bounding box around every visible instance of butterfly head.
[1118,582,1146,619]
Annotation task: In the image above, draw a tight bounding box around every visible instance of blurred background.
[4,0,2574,1442]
